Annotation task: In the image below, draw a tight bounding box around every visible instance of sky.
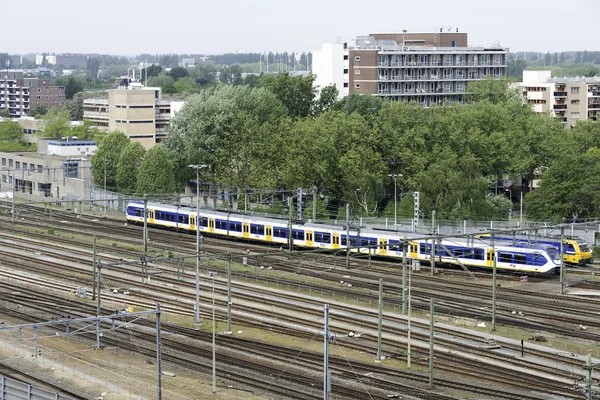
[1,0,598,56]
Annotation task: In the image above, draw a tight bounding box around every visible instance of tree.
[91,131,130,190]
[116,141,146,194]
[243,74,260,88]
[28,103,48,118]
[189,63,217,85]
[506,59,527,81]
[169,66,189,81]
[334,92,382,118]
[86,57,100,80]
[63,91,96,120]
[140,64,162,82]
[259,72,316,118]
[314,85,339,114]
[64,76,84,99]
[0,121,24,141]
[39,108,71,139]
[162,82,177,95]
[552,53,559,65]
[135,146,176,195]
[0,108,9,118]
[465,77,522,105]
[544,52,551,66]
[147,75,174,88]
[71,120,100,140]
[173,77,198,93]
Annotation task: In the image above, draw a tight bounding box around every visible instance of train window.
[293,229,304,240]
[350,237,358,247]
[315,233,323,242]
[499,253,513,263]
[341,236,347,246]
[251,224,265,235]
[200,218,208,227]
[389,240,400,251]
[322,233,331,243]
[216,220,228,230]
[514,254,527,264]
[565,244,575,254]
[420,243,427,253]
[232,223,242,232]
[135,209,142,217]
[474,249,484,260]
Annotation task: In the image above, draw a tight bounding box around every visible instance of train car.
[126,201,558,274]
[475,233,592,265]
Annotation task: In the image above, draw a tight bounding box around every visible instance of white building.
[312,43,348,99]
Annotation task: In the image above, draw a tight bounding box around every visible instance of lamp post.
[189,164,208,325]
[208,271,218,394]
[387,174,403,227]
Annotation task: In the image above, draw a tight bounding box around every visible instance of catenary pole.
[402,236,407,315]
[346,204,350,268]
[429,298,435,389]
[430,210,436,276]
[324,304,330,400]
[492,233,497,332]
[92,234,96,301]
[407,270,412,368]
[560,227,565,295]
[377,278,383,361]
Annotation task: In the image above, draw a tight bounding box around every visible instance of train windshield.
[546,247,560,262]
[578,242,590,252]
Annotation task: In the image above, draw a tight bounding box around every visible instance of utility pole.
[156,302,162,400]
[143,199,148,260]
[407,270,412,368]
[288,196,293,252]
[402,236,407,315]
[189,164,207,325]
[312,187,317,221]
[429,298,435,389]
[227,251,232,332]
[430,210,436,276]
[560,227,565,295]
[11,173,15,223]
[346,204,350,268]
[103,157,107,217]
[323,304,330,400]
[212,273,217,394]
[92,234,97,301]
[492,233,497,332]
[377,278,383,361]
[387,174,403,227]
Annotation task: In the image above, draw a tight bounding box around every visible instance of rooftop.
[349,36,506,52]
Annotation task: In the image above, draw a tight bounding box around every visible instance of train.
[475,233,592,265]
[126,201,561,275]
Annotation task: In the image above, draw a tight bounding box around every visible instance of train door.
[190,216,196,232]
[306,230,313,247]
[409,242,418,259]
[149,210,154,224]
[265,226,272,242]
[486,249,495,268]
[208,218,215,234]
[243,222,250,239]
[332,233,340,249]
[378,238,387,256]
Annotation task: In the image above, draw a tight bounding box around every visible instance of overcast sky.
[2,0,598,55]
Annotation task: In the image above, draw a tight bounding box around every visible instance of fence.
[0,375,72,400]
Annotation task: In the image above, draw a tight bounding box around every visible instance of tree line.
[88,74,600,221]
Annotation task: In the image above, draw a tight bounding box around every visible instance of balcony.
[554,91,567,97]
[378,75,389,81]
[390,62,402,67]
[378,62,389,67]
[443,61,454,66]
[554,104,567,110]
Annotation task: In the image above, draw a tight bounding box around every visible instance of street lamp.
[387,174,403,227]
[189,164,208,325]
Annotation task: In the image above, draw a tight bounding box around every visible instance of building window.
[1,158,5,167]
[570,112,580,119]
[63,162,79,178]
[355,70,360,75]
[343,82,349,88]
[9,159,13,168]
[354,56,360,62]
[571,87,580,94]
[343,55,348,60]
[15,161,20,169]
[355,83,360,88]
[343,69,348,74]
[22,163,27,170]
[37,165,43,173]
[571,99,580,104]
[1,175,6,184]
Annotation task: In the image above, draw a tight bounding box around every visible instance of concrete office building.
[519,70,600,125]
[313,30,508,106]
[83,82,184,148]
[1,70,65,117]
[0,138,96,202]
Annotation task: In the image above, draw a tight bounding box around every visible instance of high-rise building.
[518,71,600,125]
[1,70,65,118]
[83,82,184,148]
[313,30,508,106]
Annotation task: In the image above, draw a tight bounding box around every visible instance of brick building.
[0,70,65,117]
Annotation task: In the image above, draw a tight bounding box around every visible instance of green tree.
[259,72,316,118]
[71,120,100,140]
[0,121,24,141]
[63,91,97,120]
[39,108,71,139]
[506,59,527,81]
[465,77,522,105]
[314,85,339,114]
[0,108,9,118]
[162,82,177,94]
[140,64,162,82]
[135,146,176,195]
[525,151,600,220]
[116,141,146,194]
[189,63,217,85]
[91,131,130,190]
[544,52,551,66]
[147,75,175,88]
[64,76,84,99]
[28,103,48,118]
[335,92,382,119]
[169,66,189,81]
[173,77,198,93]
[243,74,260,88]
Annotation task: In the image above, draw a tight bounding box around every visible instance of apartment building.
[519,71,600,125]
[56,54,88,69]
[313,30,508,106]
[1,70,66,117]
[83,82,184,148]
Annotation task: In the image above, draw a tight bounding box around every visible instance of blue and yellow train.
[126,201,561,275]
